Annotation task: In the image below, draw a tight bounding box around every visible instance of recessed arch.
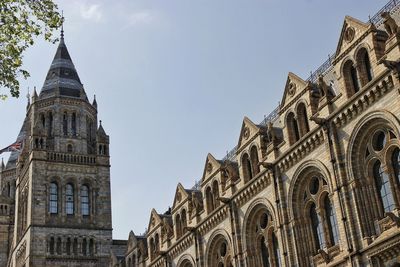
[205,229,233,267]
[346,110,400,237]
[177,254,196,267]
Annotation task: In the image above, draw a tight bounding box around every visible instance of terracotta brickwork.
[116,3,400,267]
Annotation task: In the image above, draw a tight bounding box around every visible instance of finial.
[1,158,4,170]
[26,87,30,111]
[26,87,30,102]
[92,94,98,108]
[100,120,102,126]
[61,10,65,39]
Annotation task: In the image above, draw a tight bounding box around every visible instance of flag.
[0,141,22,155]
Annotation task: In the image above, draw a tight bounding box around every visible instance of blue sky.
[0,0,386,239]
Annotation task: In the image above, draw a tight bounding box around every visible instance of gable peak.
[280,72,308,108]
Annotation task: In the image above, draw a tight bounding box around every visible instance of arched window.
[356,48,373,86]
[56,237,62,255]
[150,238,155,259]
[392,148,400,185]
[363,51,373,82]
[49,237,55,255]
[242,153,253,182]
[155,233,160,253]
[343,60,360,97]
[81,185,90,216]
[373,161,395,213]
[324,196,339,246]
[82,238,87,256]
[89,239,95,255]
[73,238,78,255]
[287,112,300,145]
[250,146,260,176]
[207,237,232,267]
[49,182,58,214]
[175,214,182,239]
[48,112,53,137]
[260,236,270,267]
[87,118,93,142]
[272,233,281,267]
[7,183,11,197]
[63,112,68,136]
[297,103,309,137]
[66,184,74,215]
[212,180,220,208]
[67,144,73,153]
[206,186,214,214]
[310,203,325,250]
[132,255,136,267]
[41,114,46,129]
[181,209,187,234]
[72,112,77,136]
[66,237,71,255]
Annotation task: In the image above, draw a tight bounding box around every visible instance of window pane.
[373,161,395,213]
[324,197,339,245]
[260,236,270,267]
[81,185,90,216]
[66,184,74,215]
[310,203,325,250]
[272,233,281,267]
[49,183,58,214]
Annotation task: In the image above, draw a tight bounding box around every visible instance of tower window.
[63,112,68,136]
[81,185,90,216]
[72,113,77,136]
[49,182,58,214]
[67,144,73,153]
[66,183,74,215]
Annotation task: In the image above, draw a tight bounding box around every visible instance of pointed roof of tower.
[39,27,85,99]
[5,116,28,170]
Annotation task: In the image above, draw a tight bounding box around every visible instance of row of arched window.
[48,236,95,256]
[38,111,98,142]
[241,146,260,182]
[127,252,143,267]
[205,180,220,214]
[149,233,160,260]
[175,209,187,239]
[343,48,373,98]
[62,112,78,137]
[286,103,309,145]
[364,129,400,217]
[40,112,53,137]
[49,182,90,216]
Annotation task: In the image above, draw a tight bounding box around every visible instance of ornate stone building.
[112,2,400,267]
[2,1,400,267]
[0,31,113,266]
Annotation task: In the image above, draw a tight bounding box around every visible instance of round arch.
[288,160,333,220]
[205,229,233,267]
[176,254,196,267]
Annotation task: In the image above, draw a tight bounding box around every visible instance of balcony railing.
[47,152,96,165]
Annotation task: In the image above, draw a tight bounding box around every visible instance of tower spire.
[61,10,64,40]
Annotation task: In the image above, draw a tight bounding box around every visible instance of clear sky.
[0,0,387,239]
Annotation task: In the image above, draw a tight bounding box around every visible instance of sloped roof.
[5,116,28,170]
[39,34,86,99]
